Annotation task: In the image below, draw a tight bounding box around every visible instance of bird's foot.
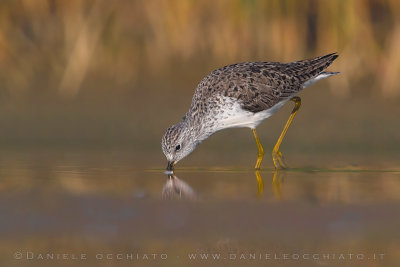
[272,150,288,169]
[254,158,263,170]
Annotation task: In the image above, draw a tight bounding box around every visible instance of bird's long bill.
[166,161,175,171]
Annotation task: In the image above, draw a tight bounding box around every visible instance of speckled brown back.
[190,53,338,113]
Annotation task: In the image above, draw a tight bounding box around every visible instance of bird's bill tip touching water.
[164,170,174,175]
[166,161,175,172]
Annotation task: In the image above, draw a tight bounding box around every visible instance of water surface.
[0,149,399,266]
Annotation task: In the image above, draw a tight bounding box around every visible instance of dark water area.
[0,149,399,266]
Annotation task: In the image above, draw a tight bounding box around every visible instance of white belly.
[214,96,290,130]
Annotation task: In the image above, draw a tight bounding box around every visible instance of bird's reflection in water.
[162,174,197,200]
[256,170,284,199]
[162,170,284,200]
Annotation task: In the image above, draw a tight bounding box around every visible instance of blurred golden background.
[0,0,399,167]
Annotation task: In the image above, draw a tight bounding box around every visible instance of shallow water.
[0,149,399,266]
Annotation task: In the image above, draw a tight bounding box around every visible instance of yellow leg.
[272,96,301,169]
[252,129,264,170]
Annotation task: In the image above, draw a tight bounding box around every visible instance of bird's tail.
[287,52,339,85]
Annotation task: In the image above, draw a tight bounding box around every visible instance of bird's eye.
[175,144,181,151]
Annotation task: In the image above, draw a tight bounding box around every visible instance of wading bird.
[162,53,338,171]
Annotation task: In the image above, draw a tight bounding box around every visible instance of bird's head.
[161,122,198,171]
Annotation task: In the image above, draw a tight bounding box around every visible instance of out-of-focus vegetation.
[1,0,399,99]
[0,0,399,153]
